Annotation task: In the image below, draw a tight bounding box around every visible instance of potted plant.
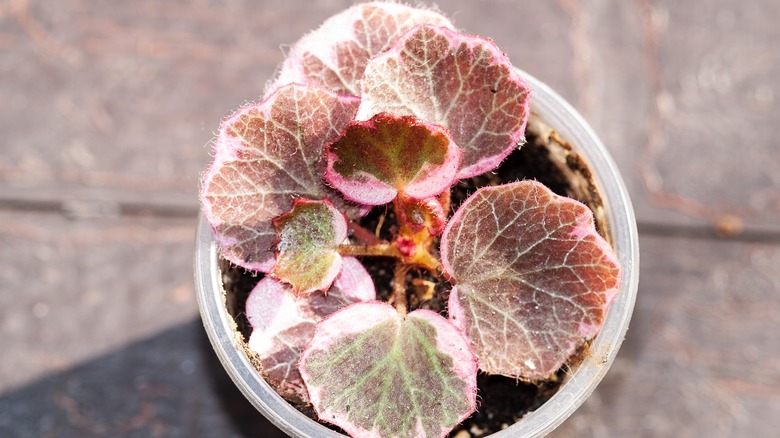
[195,2,639,437]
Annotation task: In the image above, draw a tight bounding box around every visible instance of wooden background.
[1,0,778,436]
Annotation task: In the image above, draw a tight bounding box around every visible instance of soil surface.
[220,119,606,437]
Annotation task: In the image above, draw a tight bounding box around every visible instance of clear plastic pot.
[195,70,640,437]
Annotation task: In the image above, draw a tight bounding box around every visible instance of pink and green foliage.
[247,257,376,404]
[272,199,348,295]
[200,84,360,272]
[440,181,621,380]
[201,3,622,437]
[267,2,453,97]
[358,24,531,179]
[325,113,461,206]
[299,302,477,438]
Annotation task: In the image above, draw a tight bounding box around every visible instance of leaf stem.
[439,188,452,215]
[414,251,455,284]
[338,243,402,258]
[374,212,386,239]
[392,262,409,316]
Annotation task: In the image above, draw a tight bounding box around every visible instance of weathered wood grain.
[1,0,779,436]
[552,235,780,437]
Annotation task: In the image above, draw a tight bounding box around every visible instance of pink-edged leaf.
[267,2,453,96]
[359,24,531,179]
[440,181,621,380]
[247,257,376,403]
[272,199,348,294]
[200,84,360,271]
[325,113,461,206]
[300,302,477,438]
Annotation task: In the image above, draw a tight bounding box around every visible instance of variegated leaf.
[325,113,460,206]
[272,199,348,294]
[359,24,531,179]
[267,2,453,96]
[247,257,376,403]
[299,302,477,438]
[200,84,360,271]
[441,181,621,380]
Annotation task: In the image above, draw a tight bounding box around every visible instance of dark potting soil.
[219,118,607,437]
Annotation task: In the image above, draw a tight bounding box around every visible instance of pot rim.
[195,69,640,437]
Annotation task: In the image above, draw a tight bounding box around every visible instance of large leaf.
[440,181,621,380]
[247,257,375,403]
[325,113,461,206]
[299,302,477,438]
[358,24,531,179]
[267,3,453,96]
[200,84,360,271]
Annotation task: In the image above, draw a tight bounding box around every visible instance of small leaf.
[272,199,348,294]
[247,257,376,404]
[300,302,477,438]
[200,84,360,271]
[267,3,453,96]
[325,113,461,206]
[440,181,621,380]
[398,196,447,236]
[359,24,531,179]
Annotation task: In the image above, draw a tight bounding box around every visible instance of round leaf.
[200,84,360,271]
[267,3,453,96]
[300,302,477,438]
[272,199,348,294]
[441,181,621,380]
[325,113,461,205]
[359,24,531,179]
[247,257,376,403]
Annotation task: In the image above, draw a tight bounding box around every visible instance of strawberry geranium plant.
[200,3,620,437]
